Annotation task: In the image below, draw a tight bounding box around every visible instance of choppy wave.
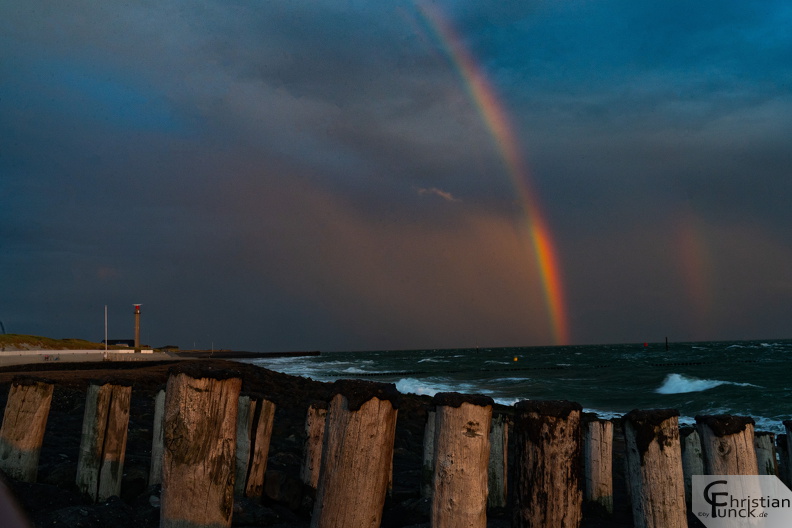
[395,378,454,397]
[341,366,369,374]
[656,373,760,394]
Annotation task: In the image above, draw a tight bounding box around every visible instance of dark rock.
[264,469,304,511]
[231,497,280,526]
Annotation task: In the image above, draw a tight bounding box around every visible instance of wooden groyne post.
[75,380,132,502]
[311,379,399,528]
[242,395,276,498]
[488,412,509,510]
[782,422,792,484]
[513,400,583,528]
[777,433,791,487]
[622,409,687,528]
[421,409,436,499]
[0,377,54,482]
[234,395,255,497]
[679,427,703,508]
[696,414,758,475]
[160,365,242,528]
[755,431,778,476]
[300,401,327,490]
[582,414,613,515]
[149,388,166,486]
[431,392,493,528]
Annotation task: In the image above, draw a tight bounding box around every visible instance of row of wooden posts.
[0,366,790,528]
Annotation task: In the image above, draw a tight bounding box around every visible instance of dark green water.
[247,339,792,432]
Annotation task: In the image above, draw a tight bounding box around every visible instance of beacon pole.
[134,304,141,353]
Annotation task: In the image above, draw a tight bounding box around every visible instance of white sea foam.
[417,358,445,363]
[395,378,484,397]
[395,378,451,397]
[341,366,369,373]
[656,373,760,394]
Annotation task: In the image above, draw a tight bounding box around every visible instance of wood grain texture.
[696,415,758,476]
[583,418,613,514]
[431,401,492,528]
[623,410,687,528]
[513,401,583,528]
[149,389,166,486]
[310,393,397,528]
[75,383,131,502]
[244,398,275,498]
[160,372,242,528]
[0,379,54,482]
[487,413,508,509]
[300,403,327,489]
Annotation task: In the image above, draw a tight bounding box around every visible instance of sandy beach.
[0,357,641,527]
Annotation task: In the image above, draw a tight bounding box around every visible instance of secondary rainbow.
[416,2,570,345]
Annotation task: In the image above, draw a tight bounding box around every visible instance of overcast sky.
[2,0,791,351]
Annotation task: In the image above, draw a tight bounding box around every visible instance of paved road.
[0,349,178,367]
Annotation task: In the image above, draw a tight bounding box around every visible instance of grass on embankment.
[0,334,115,351]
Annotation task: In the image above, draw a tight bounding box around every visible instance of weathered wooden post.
[777,434,791,487]
[0,377,54,482]
[160,365,242,528]
[783,422,792,482]
[513,400,583,528]
[431,393,493,528]
[582,414,613,515]
[622,409,687,528]
[488,412,509,509]
[301,401,327,490]
[75,380,132,502]
[149,389,166,486]
[679,427,703,508]
[311,379,399,528]
[243,395,276,498]
[421,408,436,499]
[755,431,778,476]
[234,395,255,497]
[696,414,758,475]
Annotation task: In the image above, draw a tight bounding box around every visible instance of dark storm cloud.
[2,0,791,349]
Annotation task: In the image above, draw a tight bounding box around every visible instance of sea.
[243,339,792,433]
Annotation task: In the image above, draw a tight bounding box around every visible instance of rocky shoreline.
[0,359,636,527]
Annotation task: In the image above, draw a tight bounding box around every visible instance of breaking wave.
[656,373,760,394]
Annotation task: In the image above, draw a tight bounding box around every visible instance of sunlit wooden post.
[149,388,166,486]
[75,380,132,502]
[301,401,327,490]
[160,365,242,528]
[582,414,613,515]
[755,431,778,476]
[696,414,758,475]
[680,427,703,508]
[623,409,687,528]
[311,380,399,528]
[513,400,583,528]
[244,395,276,498]
[488,412,509,509]
[0,377,54,482]
[431,393,493,528]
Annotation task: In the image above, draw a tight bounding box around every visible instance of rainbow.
[415,2,570,345]
[674,209,714,340]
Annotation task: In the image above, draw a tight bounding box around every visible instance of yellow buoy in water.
[513,356,518,362]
